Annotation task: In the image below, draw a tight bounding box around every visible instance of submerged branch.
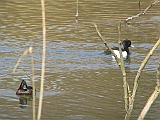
[125,0,160,23]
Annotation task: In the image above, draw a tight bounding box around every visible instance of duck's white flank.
[112,50,127,59]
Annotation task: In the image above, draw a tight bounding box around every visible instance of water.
[0,0,160,119]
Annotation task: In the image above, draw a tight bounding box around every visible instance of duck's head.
[122,39,134,49]
[16,80,33,95]
[19,80,28,91]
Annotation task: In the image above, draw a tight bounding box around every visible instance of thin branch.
[118,21,130,112]
[137,87,160,120]
[125,38,160,119]
[94,22,131,112]
[137,58,160,120]
[94,23,121,66]
[125,0,160,23]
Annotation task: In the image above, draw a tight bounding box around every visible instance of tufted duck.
[16,80,33,95]
[104,39,134,58]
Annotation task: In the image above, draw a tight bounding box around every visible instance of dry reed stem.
[125,0,160,23]
[137,87,160,120]
[75,0,79,36]
[76,0,78,20]
[29,47,36,120]
[13,48,30,72]
[125,38,160,119]
[37,0,46,119]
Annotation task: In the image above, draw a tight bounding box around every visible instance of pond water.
[0,0,160,120]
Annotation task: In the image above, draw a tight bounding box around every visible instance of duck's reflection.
[18,95,32,108]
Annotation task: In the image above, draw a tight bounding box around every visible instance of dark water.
[0,0,160,120]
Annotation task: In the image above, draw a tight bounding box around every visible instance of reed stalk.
[75,0,79,35]
[37,0,46,119]
[76,0,78,20]
[13,48,30,72]
[29,47,36,120]
[125,38,160,119]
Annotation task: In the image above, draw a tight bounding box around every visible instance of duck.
[104,39,134,59]
[16,80,33,95]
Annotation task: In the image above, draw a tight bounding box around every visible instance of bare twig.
[94,22,131,112]
[138,57,160,120]
[125,0,160,23]
[137,55,160,120]
[37,0,46,119]
[94,23,121,66]
[137,87,160,120]
[118,21,130,112]
[125,38,160,119]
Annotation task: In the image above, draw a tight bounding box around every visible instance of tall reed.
[37,0,46,119]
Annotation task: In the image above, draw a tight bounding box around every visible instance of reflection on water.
[0,0,160,119]
[18,95,32,108]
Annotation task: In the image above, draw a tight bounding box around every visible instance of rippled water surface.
[0,0,160,120]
